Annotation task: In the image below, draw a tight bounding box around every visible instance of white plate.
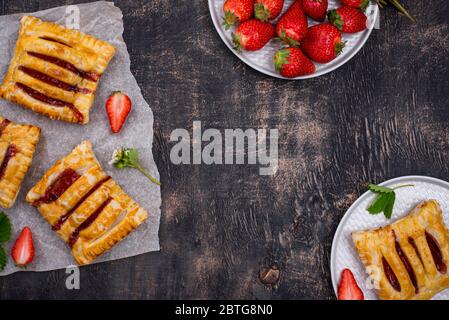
[208,0,379,79]
[330,176,449,300]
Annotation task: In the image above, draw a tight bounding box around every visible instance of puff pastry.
[0,16,116,124]
[0,116,40,208]
[26,140,148,265]
[352,200,449,300]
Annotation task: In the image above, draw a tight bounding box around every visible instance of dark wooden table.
[0,0,448,300]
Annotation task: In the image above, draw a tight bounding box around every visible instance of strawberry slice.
[105,91,132,133]
[338,268,364,300]
[11,227,34,267]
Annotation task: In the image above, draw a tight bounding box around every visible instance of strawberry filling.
[426,231,447,274]
[0,144,18,181]
[27,52,99,82]
[18,66,91,94]
[394,232,418,293]
[15,82,84,123]
[33,168,81,206]
[382,257,401,292]
[408,236,424,266]
[39,36,72,47]
[68,197,112,247]
[52,176,111,231]
[0,118,11,136]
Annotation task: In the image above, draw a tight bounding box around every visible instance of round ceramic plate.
[208,0,379,80]
[330,176,449,300]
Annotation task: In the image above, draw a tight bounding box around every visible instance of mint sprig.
[0,212,11,271]
[367,184,414,219]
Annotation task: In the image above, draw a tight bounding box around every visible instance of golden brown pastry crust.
[0,116,40,208]
[26,140,148,265]
[352,200,449,300]
[0,16,116,124]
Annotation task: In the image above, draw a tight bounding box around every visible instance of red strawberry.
[11,227,34,267]
[301,23,345,63]
[341,0,369,11]
[106,91,132,133]
[328,6,367,33]
[301,0,328,22]
[338,269,364,300]
[232,19,275,51]
[254,0,284,21]
[276,1,308,46]
[223,0,255,30]
[274,47,315,78]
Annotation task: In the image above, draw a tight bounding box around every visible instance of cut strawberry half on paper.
[338,268,364,300]
[106,91,132,133]
[11,226,35,268]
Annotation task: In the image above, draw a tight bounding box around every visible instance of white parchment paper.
[0,1,161,275]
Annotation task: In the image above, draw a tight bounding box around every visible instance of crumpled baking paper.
[0,1,161,275]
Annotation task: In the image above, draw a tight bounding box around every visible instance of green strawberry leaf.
[328,10,344,30]
[0,212,11,243]
[223,10,238,30]
[383,192,396,219]
[366,183,413,219]
[367,193,391,214]
[367,184,393,194]
[0,246,6,271]
[360,0,370,11]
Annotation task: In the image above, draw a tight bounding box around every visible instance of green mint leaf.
[367,193,391,214]
[367,183,413,219]
[383,192,396,219]
[368,184,393,194]
[0,246,6,271]
[0,212,11,243]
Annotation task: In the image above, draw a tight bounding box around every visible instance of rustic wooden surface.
[0,0,448,300]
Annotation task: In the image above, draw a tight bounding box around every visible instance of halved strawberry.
[338,268,364,300]
[106,91,132,134]
[11,227,34,268]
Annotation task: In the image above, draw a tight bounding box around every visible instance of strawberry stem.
[223,10,238,30]
[392,184,414,190]
[254,3,270,22]
[375,0,415,22]
[135,164,161,186]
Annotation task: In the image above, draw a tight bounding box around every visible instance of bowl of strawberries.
[209,0,379,79]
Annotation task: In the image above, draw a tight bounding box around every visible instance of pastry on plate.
[26,140,148,265]
[0,16,116,124]
[0,116,40,208]
[352,200,449,300]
